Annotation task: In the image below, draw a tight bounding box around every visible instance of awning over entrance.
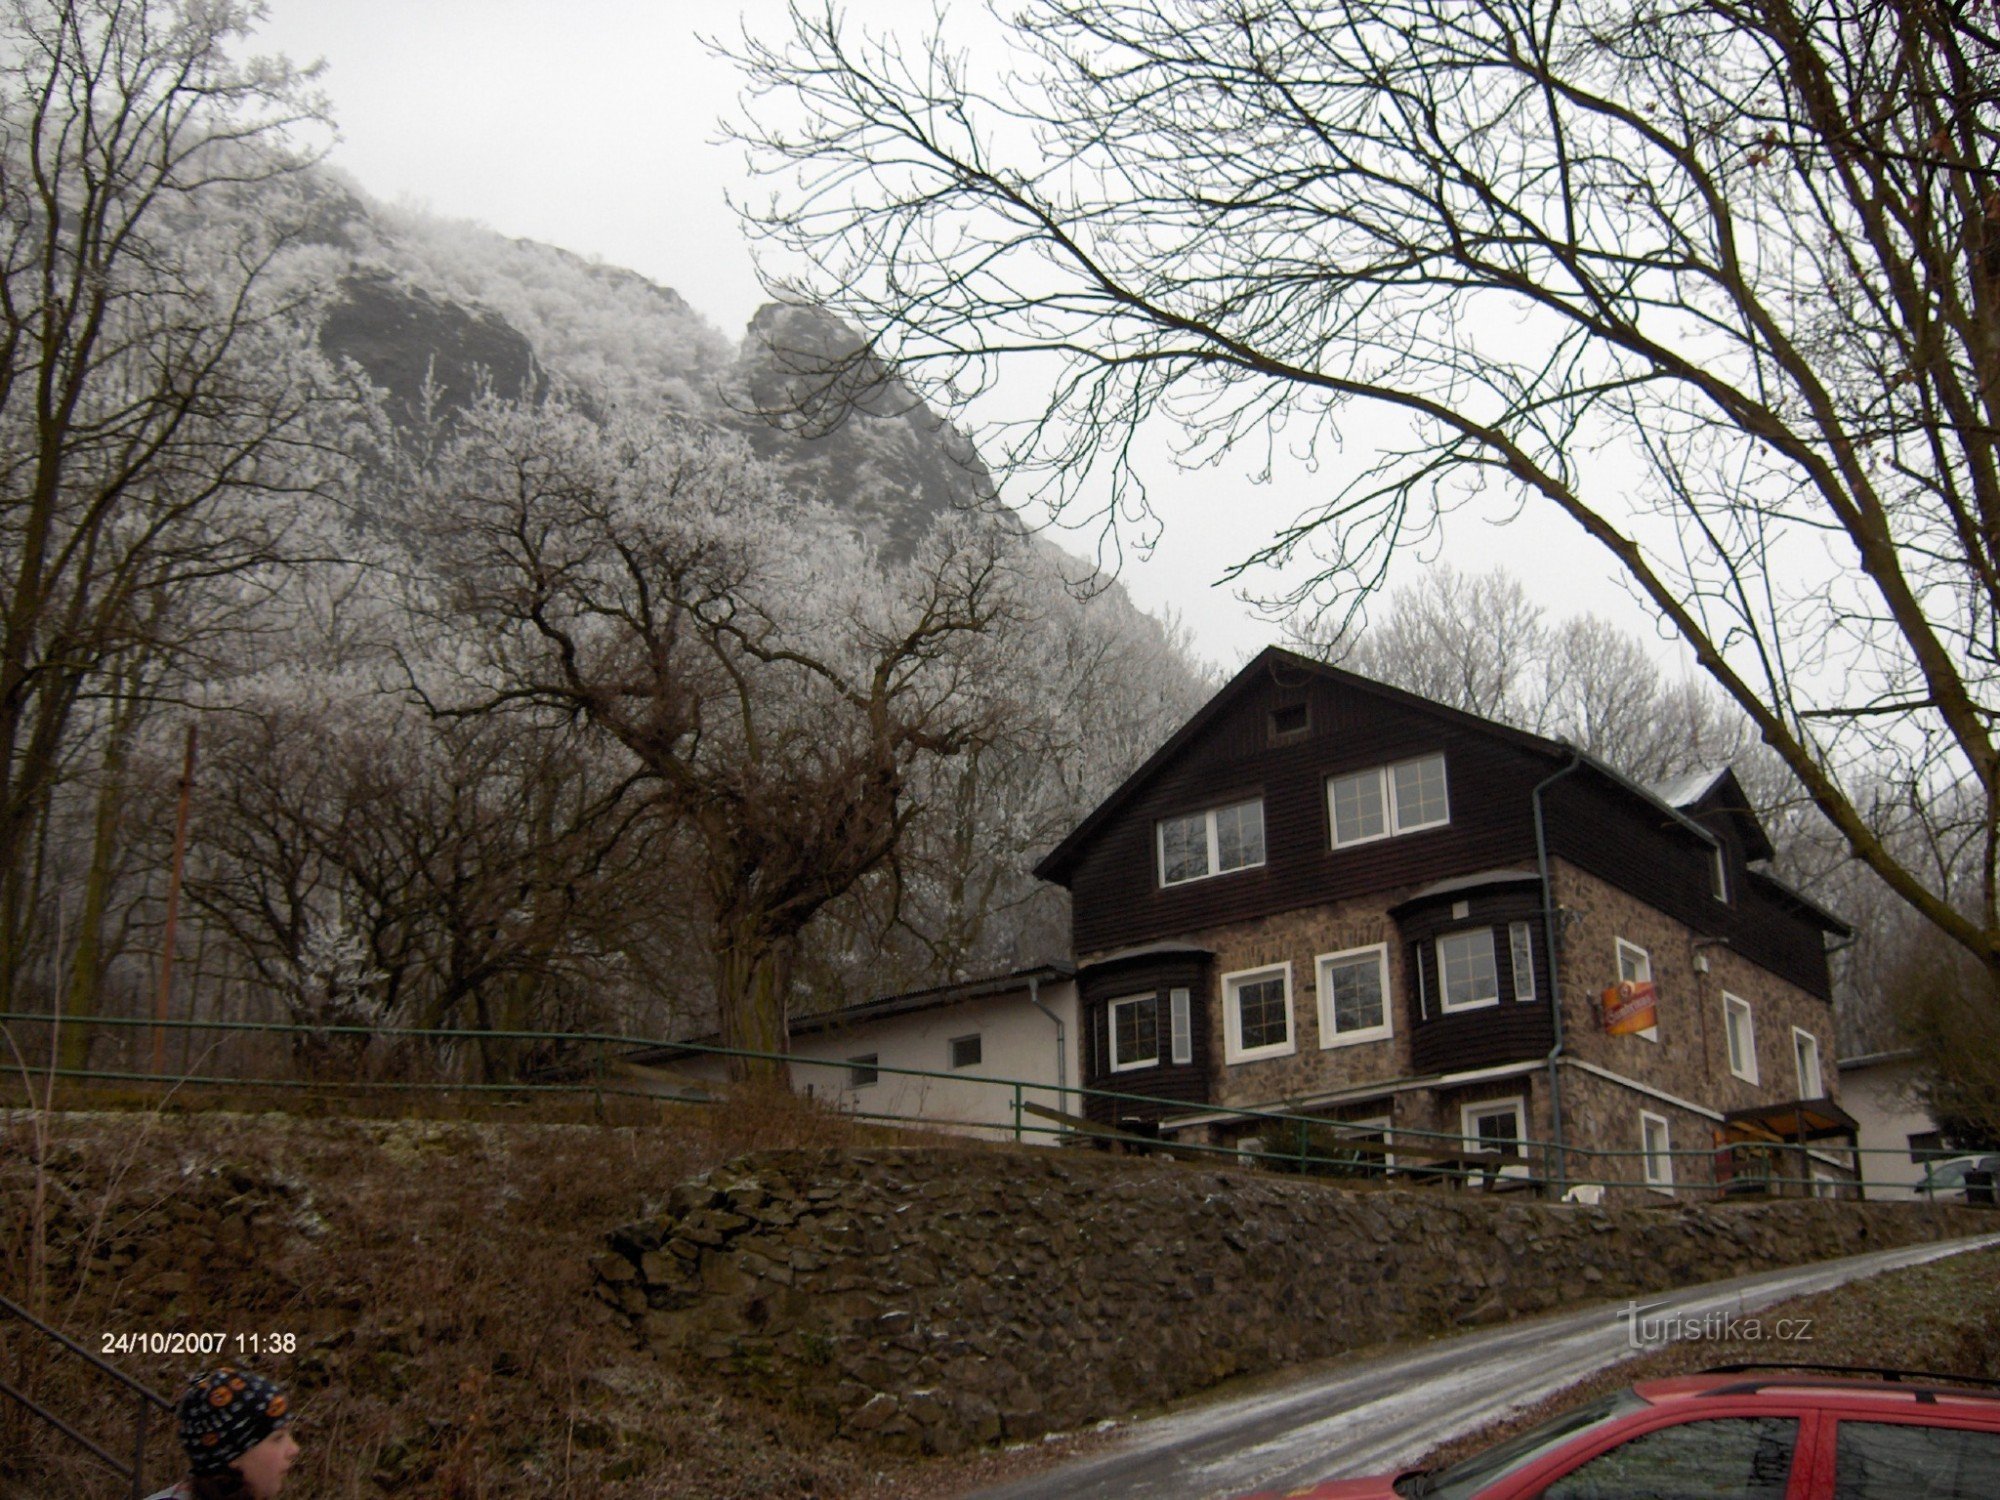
[1720,1097,1859,1143]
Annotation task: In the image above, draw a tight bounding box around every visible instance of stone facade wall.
[1166,896,1414,1104]
[1091,859,1840,1174]
[1551,860,1838,1117]
[593,1146,1987,1455]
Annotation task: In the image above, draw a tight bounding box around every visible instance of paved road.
[967,1232,2000,1500]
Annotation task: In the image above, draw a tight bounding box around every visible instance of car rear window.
[1834,1420,2000,1499]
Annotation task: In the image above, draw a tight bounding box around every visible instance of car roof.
[1635,1372,2000,1410]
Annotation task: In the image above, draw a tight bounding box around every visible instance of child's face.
[233,1427,300,1498]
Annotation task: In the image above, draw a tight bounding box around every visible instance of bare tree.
[188,677,663,1079]
[727,0,2000,978]
[0,0,333,1007]
[412,401,1017,1081]
[1291,565,1752,780]
[816,548,1210,990]
[1885,929,2000,1147]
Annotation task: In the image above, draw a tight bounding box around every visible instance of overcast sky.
[254,0,1660,671]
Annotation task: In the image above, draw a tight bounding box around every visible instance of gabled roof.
[1652,764,1777,863]
[1033,646,1723,885]
[1652,765,1731,808]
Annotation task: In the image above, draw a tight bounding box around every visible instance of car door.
[1495,1408,1815,1499]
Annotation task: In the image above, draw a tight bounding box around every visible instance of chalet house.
[1033,648,1857,1197]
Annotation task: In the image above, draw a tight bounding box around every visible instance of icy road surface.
[968,1231,2000,1500]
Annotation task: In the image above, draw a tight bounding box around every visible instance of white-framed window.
[1508,921,1536,1003]
[1107,993,1160,1072]
[1438,929,1500,1011]
[1169,987,1193,1065]
[1462,1097,1526,1159]
[1723,994,1757,1084]
[1222,963,1295,1064]
[948,1034,982,1070]
[1327,753,1450,848]
[1317,944,1392,1046]
[847,1054,879,1089]
[1615,937,1659,1041]
[1793,1027,1824,1098]
[1640,1110,1674,1190]
[1157,798,1265,887]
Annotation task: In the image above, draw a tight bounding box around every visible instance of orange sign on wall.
[1601,979,1658,1035]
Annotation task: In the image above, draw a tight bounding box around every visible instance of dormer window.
[1328,753,1450,848]
[1158,798,1265,887]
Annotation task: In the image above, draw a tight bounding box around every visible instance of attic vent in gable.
[1269,700,1310,741]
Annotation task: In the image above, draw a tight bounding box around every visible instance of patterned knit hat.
[176,1368,292,1475]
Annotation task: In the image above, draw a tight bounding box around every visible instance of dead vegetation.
[0,1087,1091,1498]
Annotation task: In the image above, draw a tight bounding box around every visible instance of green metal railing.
[0,1010,1971,1202]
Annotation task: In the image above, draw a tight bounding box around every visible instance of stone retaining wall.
[591,1146,1988,1455]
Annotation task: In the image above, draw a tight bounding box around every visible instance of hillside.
[303,173,999,560]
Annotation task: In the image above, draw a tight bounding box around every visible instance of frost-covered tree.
[816,547,1210,990]
[412,401,1017,1081]
[1291,567,1753,783]
[0,0,334,1009]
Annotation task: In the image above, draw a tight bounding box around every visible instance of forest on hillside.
[1,0,1968,1102]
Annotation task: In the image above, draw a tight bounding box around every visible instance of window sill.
[1224,1040,1297,1066]
[1159,861,1266,891]
[1320,1027,1393,1049]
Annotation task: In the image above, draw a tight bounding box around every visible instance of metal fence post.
[1013,1082,1023,1142]
[130,1397,148,1500]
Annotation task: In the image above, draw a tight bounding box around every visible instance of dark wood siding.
[1067,674,1553,954]
[1059,661,1836,1007]
[1544,776,1833,999]
[1398,887,1554,1073]
[1079,953,1212,1125]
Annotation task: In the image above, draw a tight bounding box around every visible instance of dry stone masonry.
[591,1145,1987,1455]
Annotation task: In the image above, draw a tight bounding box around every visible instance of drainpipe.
[1025,974,1068,1130]
[1534,750,1586,1198]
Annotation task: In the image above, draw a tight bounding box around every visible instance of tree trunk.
[60,729,127,1073]
[715,917,794,1087]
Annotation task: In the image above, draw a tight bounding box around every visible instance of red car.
[1240,1367,2000,1499]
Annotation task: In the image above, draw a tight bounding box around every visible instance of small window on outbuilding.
[847,1054,879,1089]
[949,1034,982,1070]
